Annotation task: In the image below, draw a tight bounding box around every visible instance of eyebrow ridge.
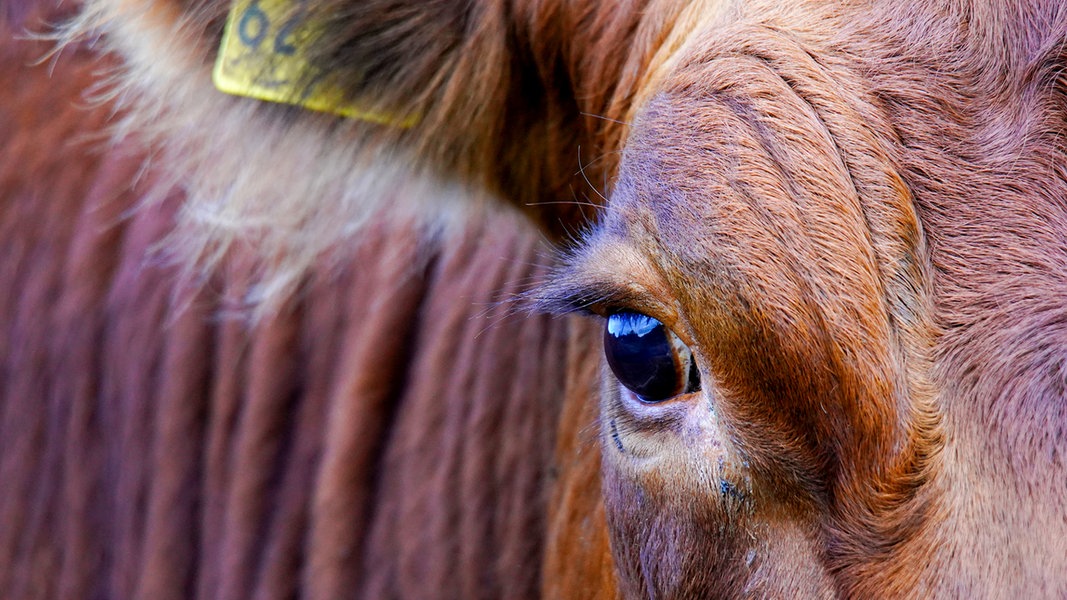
[528,271,632,316]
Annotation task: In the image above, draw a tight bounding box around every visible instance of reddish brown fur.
[536,1,1067,596]
[1,4,585,598]
[7,0,1067,598]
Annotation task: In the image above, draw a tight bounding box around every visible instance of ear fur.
[52,0,509,311]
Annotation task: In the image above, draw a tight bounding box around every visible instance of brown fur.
[9,0,1067,597]
[2,5,584,598]
[539,1,1067,596]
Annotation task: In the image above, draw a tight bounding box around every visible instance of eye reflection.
[604,311,700,402]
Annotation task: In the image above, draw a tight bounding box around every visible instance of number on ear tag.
[213,0,411,125]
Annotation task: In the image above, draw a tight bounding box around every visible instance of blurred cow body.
[4,0,1067,598]
[1,5,608,598]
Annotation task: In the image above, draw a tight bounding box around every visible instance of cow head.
[538,19,944,595]
[67,0,1067,596]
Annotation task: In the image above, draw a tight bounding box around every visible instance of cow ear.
[47,1,556,304]
[55,1,503,304]
[296,0,729,232]
[59,0,722,303]
[64,1,726,220]
[296,0,596,235]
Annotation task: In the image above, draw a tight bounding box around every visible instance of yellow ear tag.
[213,0,412,126]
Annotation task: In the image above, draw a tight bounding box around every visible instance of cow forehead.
[604,92,741,262]
[596,34,895,311]
[597,91,817,311]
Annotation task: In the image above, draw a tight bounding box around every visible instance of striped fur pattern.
[1,5,605,597]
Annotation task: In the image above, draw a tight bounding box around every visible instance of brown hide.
[0,5,608,598]
[7,0,1067,598]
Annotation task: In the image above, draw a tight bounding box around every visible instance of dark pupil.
[604,312,684,402]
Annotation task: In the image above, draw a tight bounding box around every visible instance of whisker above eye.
[580,111,632,126]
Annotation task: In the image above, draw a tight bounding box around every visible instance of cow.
[4,0,1067,597]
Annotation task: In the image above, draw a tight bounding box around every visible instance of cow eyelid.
[531,277,646,318]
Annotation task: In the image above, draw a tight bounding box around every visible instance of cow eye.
[604,311,701,402]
